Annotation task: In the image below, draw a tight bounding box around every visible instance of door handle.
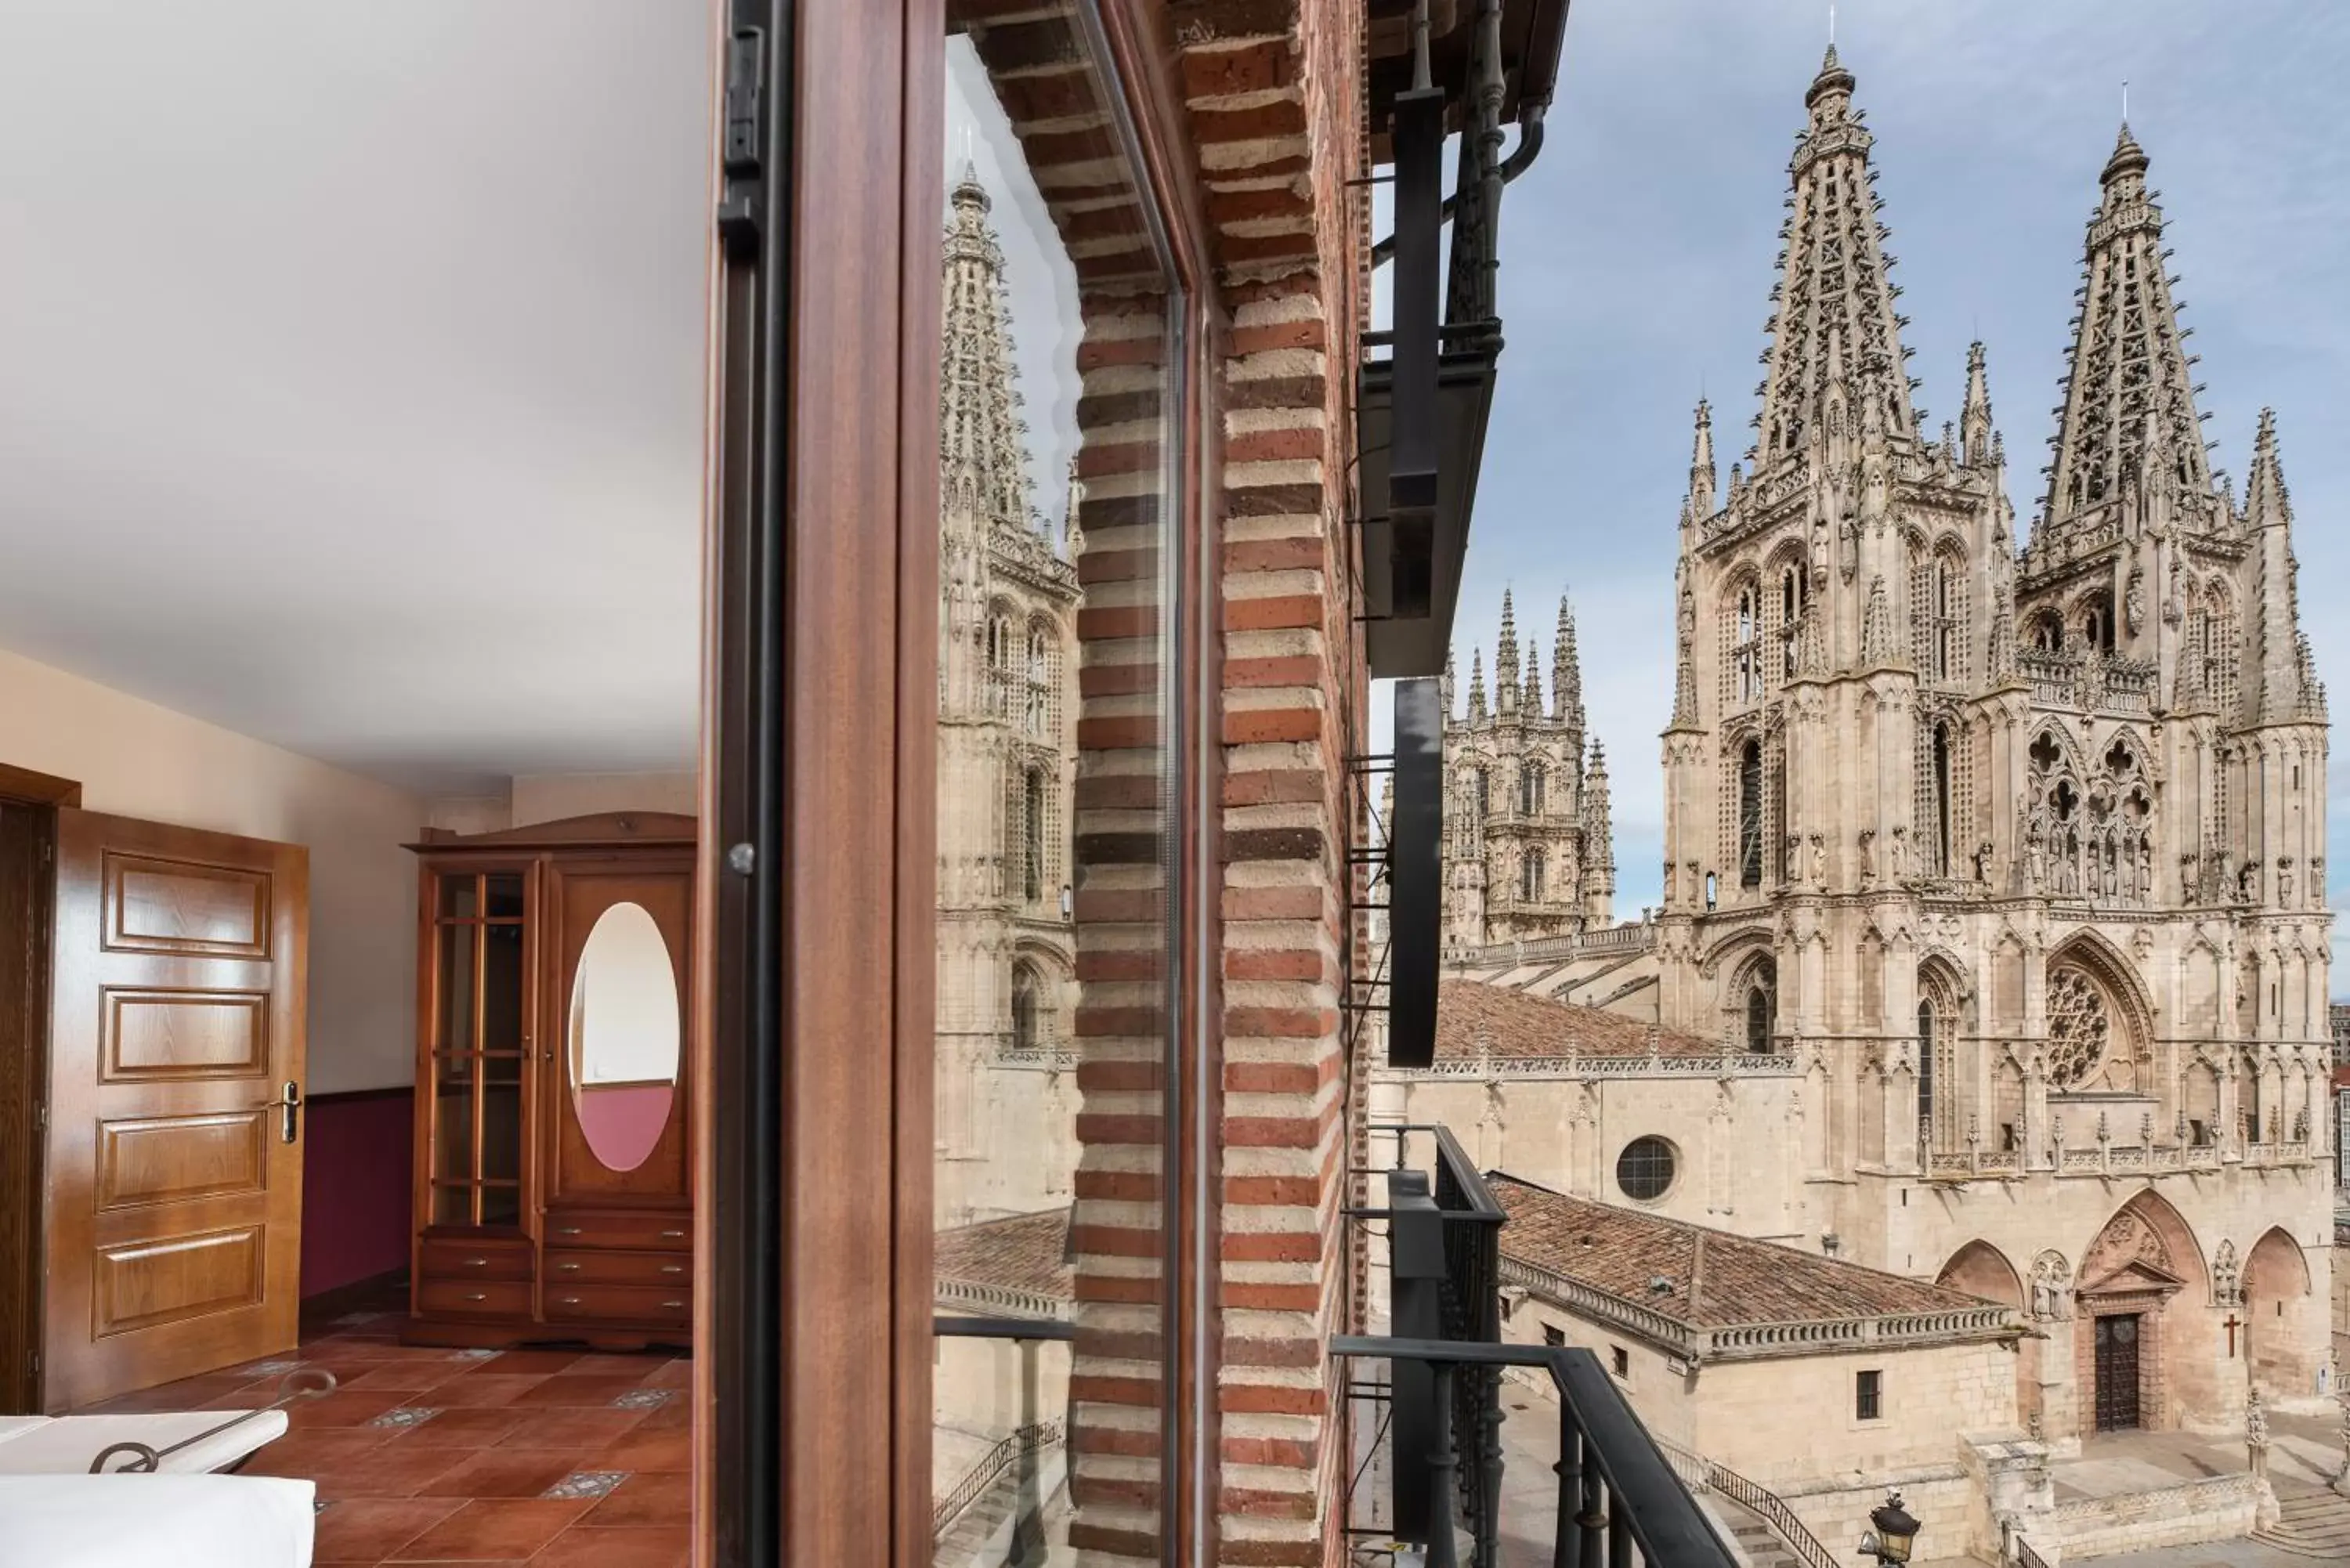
[259,1082,302,1143]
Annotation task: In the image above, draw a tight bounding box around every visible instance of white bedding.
[0,1409,291,1474]
[0,1474,315,1568]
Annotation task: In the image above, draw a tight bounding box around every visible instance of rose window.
[2044,966,2111,1088]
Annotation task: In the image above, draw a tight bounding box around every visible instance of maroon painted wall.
[300,1088,413,1298]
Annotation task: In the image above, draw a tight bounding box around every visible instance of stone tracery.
[2043,964,2112,1089]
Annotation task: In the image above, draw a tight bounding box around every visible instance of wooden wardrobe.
[403,812,695,1349]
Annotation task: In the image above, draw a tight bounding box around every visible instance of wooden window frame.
[694,2,1219,1563]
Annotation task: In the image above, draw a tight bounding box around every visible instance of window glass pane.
[439,923,478,1052]
[934,5,1180,1547]
[483,921,526,1050]
[432,1056,475,1183]
[440,874,479,920]
[432,1185,474,1228]
[486,873,525,919]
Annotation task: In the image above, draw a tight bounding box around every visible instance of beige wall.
[0,644,423,1093]
[1502,1293,2019,1493]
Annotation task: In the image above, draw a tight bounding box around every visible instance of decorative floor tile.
[368,1405,441,1429]
[609,1389,674,1411]
[543,1469,631,1501]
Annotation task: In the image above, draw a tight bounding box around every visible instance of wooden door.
[2092,1313,2141,1432]
[42,810,307,1411]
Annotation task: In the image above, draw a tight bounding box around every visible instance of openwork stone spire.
[941,165,1037,531]
[2043,125,2211,530]
[1688,398,1716,515]
[1755,47,1915,461]
[1553,594,1583,726]
[1961,341,1995,468]
[1496,589,1520,714]
[1468,647,1488,720]
[1522,643,1542,717]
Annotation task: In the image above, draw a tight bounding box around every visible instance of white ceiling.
[0,2,717,795]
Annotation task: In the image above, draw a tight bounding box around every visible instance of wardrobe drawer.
[543,1211,692,1252]
[421,1239,534,1281]
[545,1249,693,1287]
[543,1282,692,1327]
[417,1278,534,1319]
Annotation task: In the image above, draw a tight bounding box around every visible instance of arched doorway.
[1939,1241,2036,1426]
[2243,1227,2318,1396]
[2076,1194,2209,1435]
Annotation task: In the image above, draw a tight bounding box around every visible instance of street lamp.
[1857,1489,1921,1564]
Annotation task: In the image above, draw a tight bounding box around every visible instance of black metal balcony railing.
[1347,1125,1735,1568]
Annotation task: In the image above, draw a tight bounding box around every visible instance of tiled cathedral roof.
[1488,1174,2001,1329]
[1436,978,1714,1060]
[935,1207,1073,1316]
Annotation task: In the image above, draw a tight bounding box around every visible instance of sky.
[1420,0,2350,974]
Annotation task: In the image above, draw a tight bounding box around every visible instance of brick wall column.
[1177,0,1365,1560]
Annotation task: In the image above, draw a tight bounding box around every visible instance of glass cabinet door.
[427,866,532,1229]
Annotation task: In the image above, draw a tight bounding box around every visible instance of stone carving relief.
[2084,1212,2170,1288]
[2026,729,2156,905]
[2211,1239,2243,1308]
[2029,1251,2072,1321]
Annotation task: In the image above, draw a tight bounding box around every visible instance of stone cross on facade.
[2224,1313,2243,1357]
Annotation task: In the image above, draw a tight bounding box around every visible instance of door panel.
[43,810,306,1411]
[544,857,691,1208]
[2093,1313,2141,1432]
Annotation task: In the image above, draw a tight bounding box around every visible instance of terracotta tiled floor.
[85,1288,692,1566]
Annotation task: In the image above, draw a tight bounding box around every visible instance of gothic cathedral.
[1421,49,2334,1446]
[1439,591,1615,953]
[934,168,1083,1228]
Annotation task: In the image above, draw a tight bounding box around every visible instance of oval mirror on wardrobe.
[567,900,681,1172]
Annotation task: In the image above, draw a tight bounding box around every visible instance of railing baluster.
[1477,1365,1504,1568]
[1430,1360,1461,1568]
[1606,1485,1632,1566]
[1578,1457,1606,1564]
[1552,1414,1582,1568]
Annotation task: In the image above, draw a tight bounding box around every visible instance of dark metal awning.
[1358,0,1567,684]
[1358,338,1498,680]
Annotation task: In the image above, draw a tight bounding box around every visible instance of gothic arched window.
[1735,586,1759,703]
[1011,963,1040,1054]
[1737,740,1763,887]
[1930,722,1953,876]
[1917,999,1936,1125]
[1522,847,1545,904]
[1022,766,1046,903]
[1780,568,1805,681]
[1521,761,1545,817]
[2044,964,2113,1089]
[1473,769,1489,821]
[1929,554,1961,681]
[1024,624,1052,737]
[1743,962,1776,1053]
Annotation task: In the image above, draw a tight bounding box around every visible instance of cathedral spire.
[1755,48,1916,462]
[1522,642,1542,717]
[1553,594,1583,726]
[2245,410,2309,724]
[941,169,1037,531]
[1495,589,1520,714]
[1961,341,1994,468]
[1580,736,1614,925]
[1442,645,1458,718]
[1468,647,1488,721]
[1688,398,1716,515]
[2042,123,2211,531]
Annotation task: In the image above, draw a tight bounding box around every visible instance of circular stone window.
[1615,1136,1679,1202]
